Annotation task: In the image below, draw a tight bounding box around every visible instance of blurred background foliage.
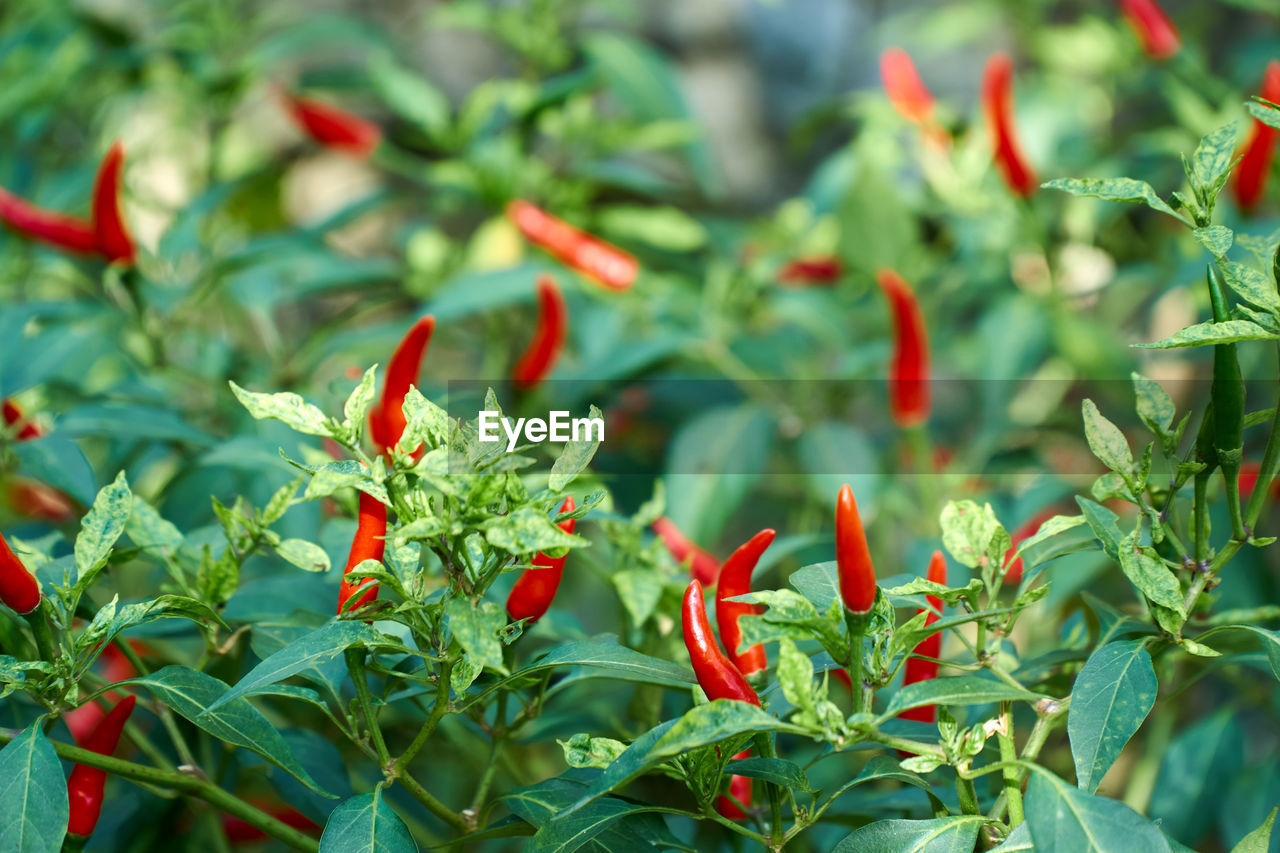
[2,0,1280,849]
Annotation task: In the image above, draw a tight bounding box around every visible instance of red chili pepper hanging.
[2,399,44,440]
[880,48,936,125]
[512,275,568,390]
[714,751,753,819]
[899,551,947,724]
[0,187,98,256]
[877,269,930,428]
[222,804,320,843]
[506,200,638,292]
[1118,0,1180,61]
[682,581,761,706]
[835,484,877,614]
[982,54,1038,199]
[653,517,719,587]
[1001,508,1057,586]
[0,533,41,615]
[778,256,843,286]
[337,492,387,615]
[369,316,436,456]
[506,497,576,623]
[1234,61,1280,214]
[67,694,137,838]
[715,529,774,676]
[91,142,136,265]
[281,90,382,158]
[5,479,75,523]
[65,644,139,743]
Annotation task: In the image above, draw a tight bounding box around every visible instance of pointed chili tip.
[835,484,877,614]
[91,141,136,265]
[513,274,568,390]
[1118,0,1180,61]
[927,550,947,585]
[1234,60,1280,214]
[981,53,1037,198]
[281,89,382,157]
[370,315,436,455]
[880,47,935,125]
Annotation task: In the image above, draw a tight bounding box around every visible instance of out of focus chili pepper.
[0,533,41,615]
[877,269,930,428]
[67,694,137,838]
[982,54,1037,198]
[222,805,320,843]
[281,90,382,157]
[880,48,935,125]
[506,200,638,292]
[653,517,719,587]
[899,551,947,725]
[91,142,136,265]
[1235,61,1280,213]
[0,187,97,255]
[1002,509,1057,586]
[506,497,576,623]
[681,581,760,706]
[2,399,44,440]
[337,492,387,615]
[1118,0,1180,60]
[65,644,140,743]
[714,752,753,820]
[369,316,436,456]
[778,256,843,286]
[512,275,567,390]
[835,484,877,614]
[5,478,75,523]
[715,529,774,676]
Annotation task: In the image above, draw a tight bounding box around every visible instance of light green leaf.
[1024,770,1171,853]
[1042,177,1183,222]
[230,381,331,437]
[1068,640,1157,792]
[548,405,603,491]
[74,471,132,583]
[1135,320,1280,349]
[0,724,68,853]
[446,599,507,674]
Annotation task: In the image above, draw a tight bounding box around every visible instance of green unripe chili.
[1207,264,1245,537]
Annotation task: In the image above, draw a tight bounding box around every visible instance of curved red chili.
[653,517,719,587]
[506,497,577,623]
[1235,61,1280,213]
[67,694,137,838]
[877,269,930,428]
[1118,0,1180,60]
[899,551,947,724]
[91,142,136,265]
[880,48,935,125]
[714,751,753,819]
[369,315,436,456]
[6,479,75,523]
[0,533,41,615]
[512,275,568,390]
[506,200,638,292]
[835,484,877,614]
[778,256,843,286]
[337,491,387,615]
[281,91,382,157]
[715,528,774,676]
[682,581,761,706]
[0,187,97,255]
[3,399,44,441]
[982,54,1037,199]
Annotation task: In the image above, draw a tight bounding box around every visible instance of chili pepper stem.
[905,423,939,530]
[847,630,866,714]
[997,702,1023,826]
[955,774,980,815]
[345,647,391,767]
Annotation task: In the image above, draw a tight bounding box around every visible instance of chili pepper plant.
[1,1,1279,851]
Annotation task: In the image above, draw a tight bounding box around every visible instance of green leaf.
[1076,497,1125,561]
[728,757,814,794]
[795,422,879,511]
[230,381,331,437]
[275,539,332,573]
[1198,624,1280,681]
[991,823,1033,852]
[79,595,227,650]
[1082,400,1134,478]
[1219,260,1280,314]
[369,53,452,143]
[939,500,1006,570]
[204,621,380,713]
[1117,537,1186,616]
[548,404,603,491]
[881,676,1043,720]
[1190,121,1241,197]
[319,791,418,853]
[0,724,68,853]
[1042,177,1184,222]
[1068,640,1157,792]
[74,471,132,583]
[1193,226,1233,256]
[481,507,587,556]
[1025,770,1171,852]
[1132,373,1176,437]
[528,799,662,853]
[128,666,332,796]
[341,366,378,439]
[597,206,707,251]
[124,499,183,553]
[1246,100,1280,131]
[833,816,989,853]
[303,460,378,502]
[1230,806,1277,853]
[445,599,507,674]
[1135,320,1280,349]
[1148,711,1245,843]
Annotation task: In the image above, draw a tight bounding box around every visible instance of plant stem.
[955,774,980,815]
[997,702,1024,827]
[345,648,391,767]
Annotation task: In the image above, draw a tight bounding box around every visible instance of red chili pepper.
[506,200,638,292]
[778,256,843,286]
[506,497,576,623]
[1118,0,1180,61]
[512,275,568,390]
[64,643,140,742]
[682,581,760,706]
[835,484,877,614]
[899,551,947,725]
[67,694,136,838]
[3,399,44,440]
[877,269,930,428]
[880,48,935,125]
[222,804,320,843]
[715,529,774,676]
[0,187,97,255]
[5,478,75,523]
[1234,61,1280,213]
[91,142,136,265]
[653,517,719,587]
[369,316,436,456]
[281,90,382,158]
[714,750,753,819]
[1002,509,1057,586]
[0,533,41,615]
[982,54,1038,199]
[337,492,387,615]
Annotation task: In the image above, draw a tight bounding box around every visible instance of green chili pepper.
[1207,264,1245,536]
